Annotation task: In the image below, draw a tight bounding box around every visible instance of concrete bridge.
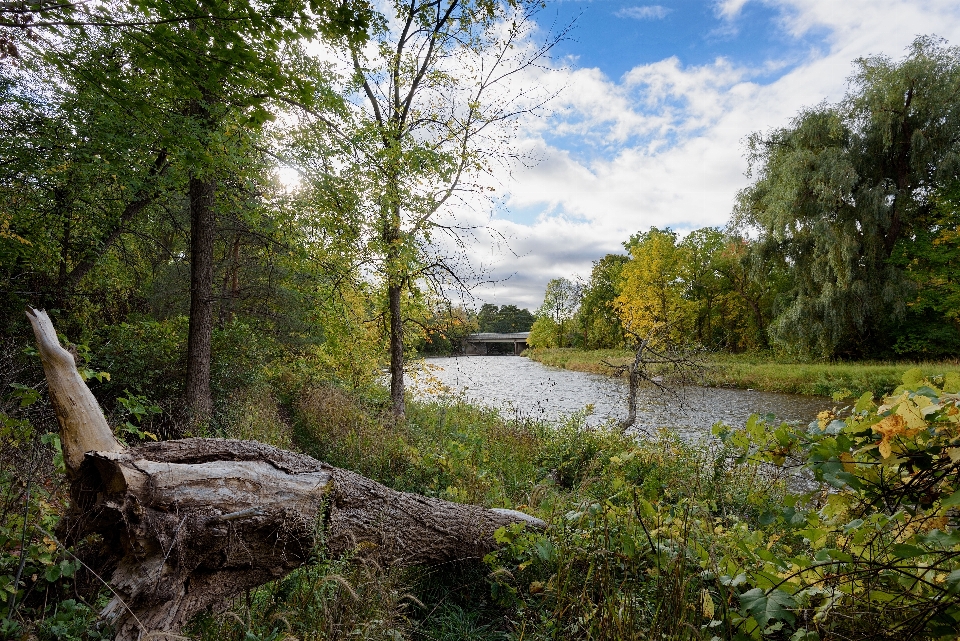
[463,332,530,355]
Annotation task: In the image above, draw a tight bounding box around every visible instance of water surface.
[411,356,831,440]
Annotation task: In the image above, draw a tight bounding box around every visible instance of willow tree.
[296,0,561,416]
[734,36,960,358]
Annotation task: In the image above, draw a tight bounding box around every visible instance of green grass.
[525,347,960,397]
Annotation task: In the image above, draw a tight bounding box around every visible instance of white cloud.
[446,0,960,310]
[715,0,750,20]
[616,5,671,20]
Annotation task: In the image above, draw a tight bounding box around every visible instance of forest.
[2,1,960,639]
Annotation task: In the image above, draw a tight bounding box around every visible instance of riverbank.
[524,347,960,398]
[6,368,956,639]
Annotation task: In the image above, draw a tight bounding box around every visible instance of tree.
[576,253,628,349]
[477,302,500,332]
[677,228,725,348]
[294,0,560,417]
[117,0,334,423]
[0,31,178,336]
[735,36,960,358]
[535,277,581,347]
[35,0,368,422]
[25,308,542,640]
[477,304,535,333]
[890,179,960,355]
[0,11,380,419]
[710,234,785,351]
[615,228,688,345]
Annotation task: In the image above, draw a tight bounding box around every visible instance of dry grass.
[217,384,294,449]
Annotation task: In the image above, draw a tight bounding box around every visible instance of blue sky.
[548,1,828,78]
[443,0,960,309]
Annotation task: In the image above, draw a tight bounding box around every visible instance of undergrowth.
[3,333,959,640]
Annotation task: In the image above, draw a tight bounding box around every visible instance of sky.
[453,0,960,311]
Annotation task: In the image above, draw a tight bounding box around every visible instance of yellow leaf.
[896,401,926,430]
[873,413,922,459]
[879,439,892,459]
[839,451,856,472]
[701,588,715,619]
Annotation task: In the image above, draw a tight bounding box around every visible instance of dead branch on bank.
[603,324,706,433]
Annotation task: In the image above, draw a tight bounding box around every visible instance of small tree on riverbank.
[605,322,705,432]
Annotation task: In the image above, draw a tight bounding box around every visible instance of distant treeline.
[530,38,960,360]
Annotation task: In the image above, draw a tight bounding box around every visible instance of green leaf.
[891,544,926,559]
[854,391,875,413]
[739,587,796,627]
[45,563,62,582]
[902,368,924,387]
[945,570,960,594]
[943,373,960,394]
[942,488,960,508]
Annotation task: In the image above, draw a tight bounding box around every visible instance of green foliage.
[418,305,480,356]
[735,36,960,359]
[526,316,560,349]
[478,304,536,334]
[714,369,960,638]
[188,553,414,641]
[115,390,161,443]
[534,278,581,348]
[891,179,960,356]
[576,254,628,349]
[0,348,110,640]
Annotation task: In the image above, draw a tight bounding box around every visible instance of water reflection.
[412,356,831,440]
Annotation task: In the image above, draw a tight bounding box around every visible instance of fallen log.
[26,308,543,641]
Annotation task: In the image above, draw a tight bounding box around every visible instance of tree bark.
[26,308,541,641]
[185,173,216,423]
[388,280,405,418]
[385,197,405,419]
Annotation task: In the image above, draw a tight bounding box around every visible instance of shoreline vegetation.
[5,342,960,639]
[524,347,960,398]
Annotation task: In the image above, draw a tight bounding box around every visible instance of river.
[411,356,831,440]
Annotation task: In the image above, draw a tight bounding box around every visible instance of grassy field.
[524,347,960,397]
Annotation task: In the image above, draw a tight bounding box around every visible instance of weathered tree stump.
[26,308,542,641]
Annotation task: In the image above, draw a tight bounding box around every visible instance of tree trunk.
[388,281,405,418]
[385,200,405,418]
[185,173,216,423]
[26,308,541,641]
